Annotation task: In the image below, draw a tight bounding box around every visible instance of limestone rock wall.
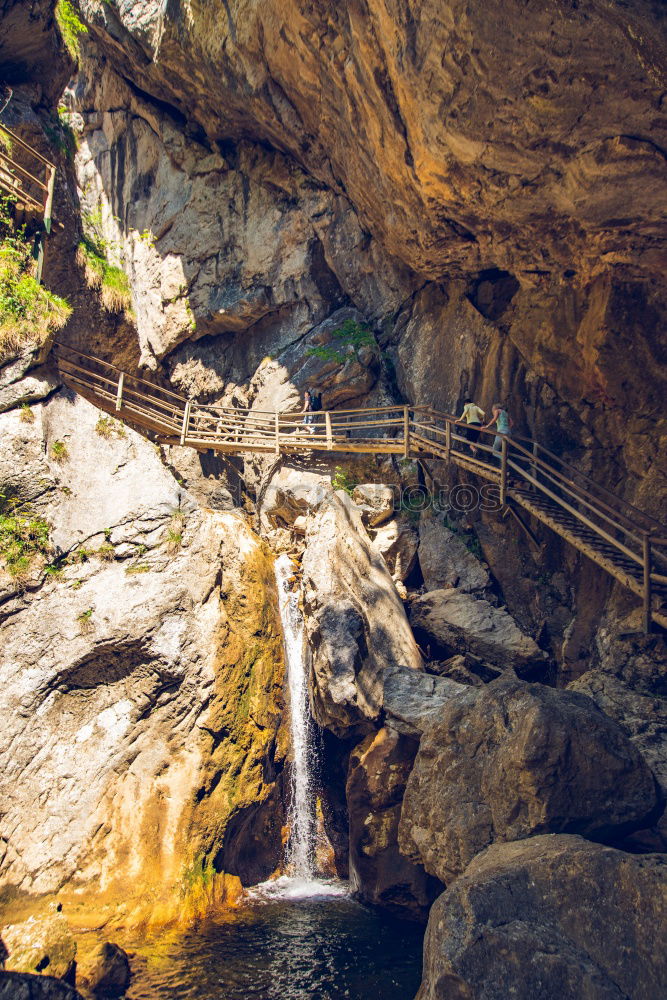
[0,391,286,928]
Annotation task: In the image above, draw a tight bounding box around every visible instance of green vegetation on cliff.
[55,0,88,61]
[0,197,72,361]
[0,493,51,582]
[77,235,132,314]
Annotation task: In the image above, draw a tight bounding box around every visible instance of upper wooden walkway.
[0,120,56,281]
[56,343,667,631]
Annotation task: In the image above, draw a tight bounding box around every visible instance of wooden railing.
[0,121,56,226]
[55,343,667,631]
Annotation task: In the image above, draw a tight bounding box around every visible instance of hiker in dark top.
[303,390,315,434]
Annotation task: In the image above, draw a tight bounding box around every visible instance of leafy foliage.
[55,0,88,61]
[331,465,357,495]
[307,319,379,365]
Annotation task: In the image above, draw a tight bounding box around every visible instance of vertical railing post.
[643,533,652,634]
[403,405,410,458]
[43,164,55,235]
[274,412,280,456]
[115,371,124,412]
[325,411,333,450]
[180,399,191,445]
[500,435,508,506]
[445,418,451,463]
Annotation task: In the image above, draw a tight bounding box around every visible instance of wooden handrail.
[54,343,667,630]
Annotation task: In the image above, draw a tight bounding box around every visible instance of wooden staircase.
[55,343,667,632]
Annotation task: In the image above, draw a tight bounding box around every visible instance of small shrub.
[125,563,150,575]
[97,542,115,562]
[95,415,126,439]
[44,563,63,579]
[166,529,182,553]
[70,578,83,590]
[77,607,94,632]
[50,439,68,463]
[0,493,52,582]
[332,465,356,495]
[55,0,88,61]
[19,403,35,424]
[66,546,91,564]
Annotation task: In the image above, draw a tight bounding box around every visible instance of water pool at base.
[126,881,424,1000]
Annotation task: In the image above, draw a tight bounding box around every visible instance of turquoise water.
[127,885,423,1000]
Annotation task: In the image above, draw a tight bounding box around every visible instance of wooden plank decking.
[56,343,667,631]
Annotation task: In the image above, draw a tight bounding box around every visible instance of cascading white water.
[274,553,316,881]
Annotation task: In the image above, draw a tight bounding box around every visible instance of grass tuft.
[50,439,68,463]
[77,236,131,314]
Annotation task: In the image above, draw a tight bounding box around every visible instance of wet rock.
[409,589,544,672]
[399,675,658,883]
[302,489,422,736]
[351,484,396,527]
[383,666,465,739]
[417,836,667,1000]
[2,905,76,980]
[371,516,418,583]
[346,728,439,920]
[87,943,130,997]
[418,516,489,592]
[0,972,84,1000]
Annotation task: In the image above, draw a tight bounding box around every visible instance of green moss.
[55,0,88,61]
[77,237,131,313]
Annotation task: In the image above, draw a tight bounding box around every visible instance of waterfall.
[274,553,316,881]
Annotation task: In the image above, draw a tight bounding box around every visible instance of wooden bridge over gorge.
[56,343,667,632]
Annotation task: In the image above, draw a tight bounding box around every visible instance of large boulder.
[409,589,544,672]
[417,836,667,1000]
[346,728,439,920]
[1,906,75,980]
[351,484,396,527]
[371,516,419,583]
[399,676,658,883]
[87,943,131,997]
[418,516,489,592]
[570,669,667,849]
[0,972,84,1000]
[302,489,422,735]
[383,666,465,738]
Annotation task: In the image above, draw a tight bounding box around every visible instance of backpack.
[311,392,322,412]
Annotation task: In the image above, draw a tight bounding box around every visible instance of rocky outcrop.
[417,836,667,1000]
[409,589,544,672]
[0,392,286,926]
[371,516,419,586]
[302,489,422,736]
[0,972,83,1000]
[399,676,658,883]
[417,516,489,593]
[1,907,75,981]
[85,943,130,998]
[346,728,438,920]
[382,666,465,739]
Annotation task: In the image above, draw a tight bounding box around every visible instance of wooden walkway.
[56,343,667,631]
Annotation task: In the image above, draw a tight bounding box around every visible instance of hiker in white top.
[456,399,485,456]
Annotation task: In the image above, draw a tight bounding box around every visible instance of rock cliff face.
[1,1,666,997]
[0,391,286,927]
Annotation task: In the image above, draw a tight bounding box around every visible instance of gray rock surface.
[399,676,658,883]
[383,666,465,738]
[1,907,75,981]
[351,484,396,527]
[371,516,418,583]
[0,972,83,1000]
[417,836,667,1000]
[302,489,422,735]
[409,589,544,671]
[418,516,489,592]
